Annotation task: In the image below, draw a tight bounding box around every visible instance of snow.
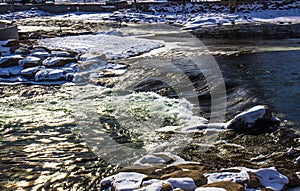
[39,34,163,60]
[100,172,147,191]
[166,177,197,191]
[252,167,289,191]
[137,181,166,191]
[233,105,266,123]
[204,170,250,184]
[134,152,185,166]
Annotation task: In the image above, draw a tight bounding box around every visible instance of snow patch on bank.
[39,33,163,60]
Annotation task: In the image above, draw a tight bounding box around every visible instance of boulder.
[0,55,23,68]
[202,181,245,191]
[166,177,197,191]
[161,170,207,186]
[252,167,289,191]
[50,50,77,57]
[35,69,65,81]
[226,105,281,134]
[19,56,42,69]
[43,57,77,67]
[14,47,31,56]
[100,172,147,190]
[21,67,40,79]
[278,168,300,187]
[1,39,19,47]
[246,172,263,188]
[31,52,50,60]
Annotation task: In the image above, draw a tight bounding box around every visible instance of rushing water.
[0,24,299,190]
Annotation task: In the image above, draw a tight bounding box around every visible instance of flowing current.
[0,24,299,190]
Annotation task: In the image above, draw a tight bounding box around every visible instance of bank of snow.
[39,33,163,60]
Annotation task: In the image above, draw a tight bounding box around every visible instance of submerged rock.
[226,105,280,134]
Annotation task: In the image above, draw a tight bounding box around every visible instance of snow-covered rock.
[226,105,280,134]
[204,170,249,184]
[134,153,185,166]
[43,57,77,67]
[138,181,172,191]
[21,67,41,79]
[100,172,147,191]
[0,55,23,68]
[35,68,65,81]
[19,56,42,68]
[252,167,289,191]
[166,177,197,191]
[30,52,50,60]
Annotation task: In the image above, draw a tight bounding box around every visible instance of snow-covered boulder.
[226,105,280,134]
[35,69,65,81]
[166,177,197,191]
[50,50,77,58]
[138,181,172,191]
[0,55,23,68]
[100,172,147,191]
[204,170,249,184]
[1,39,19,47]
[19,56,42,69]
[30,52,50,60]
[134,153,185,166]
[43,57,77,67]
[252,167,289,191]
[21,67,41,79]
